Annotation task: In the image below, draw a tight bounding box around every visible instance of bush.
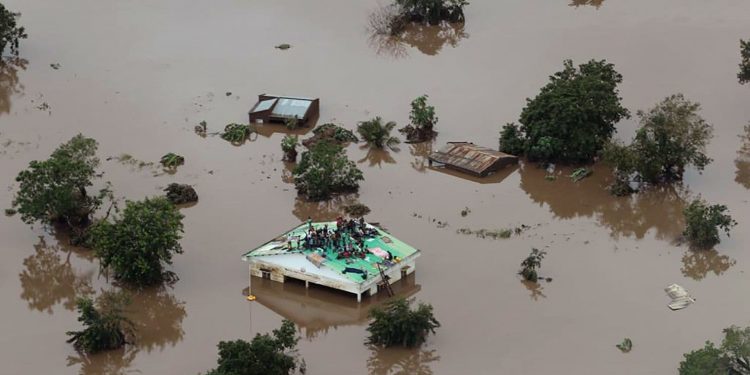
[400,95,438,142]
[221,123,256,144]
[66,291,134,354]
[683,199,737,249]
[739,39,750,85]
[13,134,110,229]
[499,123,525,155]
[679,341,729,375]
[0,4,27,56]
[293,142,364,201]
[302,123,358,149]
[519,248,546,282]
[164,183,198,204]
[90,197,184,286]
[358,117,400,150]
[514,59,630,163]
[204,320,301,375]
[366,298,440,347]
[281,135,299,162]
[160,153,184,169]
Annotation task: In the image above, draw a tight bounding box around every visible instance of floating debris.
[616,338,633,353]
[275,43,291,50]
[107,153,155,170]
[195,121,207,137]
[665,284,695,311]
[225,92,232,96]
[343,203,370,217]
[460,207,471,217]
[570,167,592,182]
[4,208,16,216]
[456,225,530,240]
[164,183,198,205]
[50,63,61,70]
[160,153,185,169]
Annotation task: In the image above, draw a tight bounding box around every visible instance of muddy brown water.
[1,0,750,374]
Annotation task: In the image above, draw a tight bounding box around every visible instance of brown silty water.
[1,0,750,373]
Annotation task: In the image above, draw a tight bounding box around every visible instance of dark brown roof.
[428,142,518,176]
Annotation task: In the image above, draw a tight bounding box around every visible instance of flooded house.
[248,94,320,126]
[428,142,518,177]
[242,220,420,302]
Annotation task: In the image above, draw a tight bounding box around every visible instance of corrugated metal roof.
[428,142,517,176]
[251,98,277,113]
[271,98,312,119]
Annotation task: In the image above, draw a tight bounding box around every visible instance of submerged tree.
[395,0,468,24]
[293,141,364,201]
[519,248,546,282]
[679,326,750,375]
[66,291,134,354]
[682,198,737,249]
[302,123,359,149]
[160,152,184,169]
[357,117,400,150]
[366,298,440,348]
[400,95,438,142]
[90,197,184,286]
[13,134,110,231]
[281,135,299,162]
[0,4,27,56]
[501,59,629,163]
[221,123,257,144]
[604,94,713,193]
[164,183,198,205]
[739,39,750,85]
[203,320,301,375]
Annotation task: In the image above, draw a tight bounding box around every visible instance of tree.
[357,117,400,150]
[499,123,525,155]
[281,135,299,162]
[204,320,301,375]
[739,39,750,84]
[66,291,134,354]
[679,341,729,375]
[0,4,27,56]
[683,198,737,249]
[605,94,713,190]
[366,298,440,348]
[721,326,750,374]
[519,248,546,282]
[90,197,184,286]
[13,134,110,230]
[394,0,468,24]
[512,59,630,163]
[679,326,750,374]
[302,123,358,149]
[221,123,257,144]
[400,95,438,142]
[293,141,364,201]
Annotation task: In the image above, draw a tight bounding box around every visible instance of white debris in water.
[665,284,695,311]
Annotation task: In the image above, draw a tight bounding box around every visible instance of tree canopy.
[366,298,440,348]
[683,198,737,249]
[357,116,400,150]
[0,4,27,56]
[13,134,109,230]
[90,197,184,286]
[679,326,750,375]
[293,141,364,201]
[500,59,630,163]
[66,291,134,354]
[204,320,301,375]
[739,39,750,85]
[605,94,713,192]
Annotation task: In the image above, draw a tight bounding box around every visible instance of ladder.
[376,263,394,297]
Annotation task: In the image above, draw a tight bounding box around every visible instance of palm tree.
[357,117,400,150]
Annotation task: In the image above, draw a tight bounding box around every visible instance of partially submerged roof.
[248,94,320,124]
[428,142,518,177]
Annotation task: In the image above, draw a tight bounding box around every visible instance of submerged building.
[242,221,420,302]
[248,94,320,125]
[428,142,518,177]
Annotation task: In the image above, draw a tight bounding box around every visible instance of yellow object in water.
[246,294,256,301]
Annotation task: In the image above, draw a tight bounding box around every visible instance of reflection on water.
[0,57,27,116]
[129,287,187,352]
[367,346,440,375]
[292,194,359,221]
[254,119,316,139]
[409,141,433,173]
[369,22,469,57]
[67,347,137,375]
[19,237,95,314]
[251,274,421,340]
[358,146,397,168]
[569,0,605,8]
[428,164,518,184]
[520,164,687,240]
[681,249,736,280]
[736,125,750,189]
[521,280,547,301]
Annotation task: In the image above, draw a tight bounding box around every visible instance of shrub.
[357,117,400,150]
[514,59,630,163]
[400,95,438,142]
[221,123,256,144]
[302,123,358,149]
[66,291,134,354]
[683,199,737,249]
[739,39,750,85]
[366,298,440,347]
[164,183,198,205]
[519,248,546,282]
[293,142,364,201]
[499,123,526,155]
[281,135,299,162]
[160,153,184,169]
[90,197,184,286]
[395,0,468,24]
[0,4,27,56]
[203,320,301,375]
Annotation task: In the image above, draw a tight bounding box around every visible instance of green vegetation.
[164,183,198,205]
[395,0,468,24]
[604,94,713,193]
[400,95,438,142]
[500,59,630,163]
[0,3,27,56]
[366,298,440,348]
[739,39,750,85]
[682,198,737,249]
[569,167,592,182]
[66,291,134,354]
[280,135,299,162]
[456,227,514,239]
[519,248,546,282]
[293,142,364,201]
[203,320,301,375]
[284,116,299,130]
[90,197,184,286]
[344,202,371,217]
[221,123,256,144]
[303,123,359,148]
[679,326,750,375]
[357,117,400,150]
[616,338,633,353]
[13,134,110,230]
[160,153,184,169]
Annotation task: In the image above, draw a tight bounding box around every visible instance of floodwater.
[1,0,750,374]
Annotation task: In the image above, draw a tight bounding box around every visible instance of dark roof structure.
[248,94,319,126]
[428,142,518,177]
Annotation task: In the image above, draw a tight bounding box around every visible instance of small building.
[248,94,319,126]
[428,142,518,177]
[242,221,420,302]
